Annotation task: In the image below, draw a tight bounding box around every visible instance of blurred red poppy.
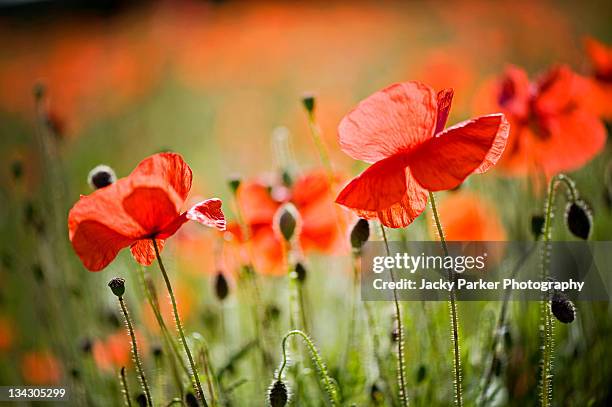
[475,65,606,177]
[68,153,226,271]
[21,351,62,385]
[93,330,147,372]
[335,81,509,228]
[0,316,14,352]
[583,37,612,119]
[226,169,348,275]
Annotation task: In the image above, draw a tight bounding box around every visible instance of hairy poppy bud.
[88,165,116,190]
[551,292,576,324]
[185,392,199,407]
[302,93,316,115]
[281,169,293,188]
[108,277,126,298]
[565,201,592,240]
[416,364,427,383]
[530,214,545,239]
[268,380,288,407]
[350,219,370,251]
[136,393,147,407]
[390,327,399,342]
[228,176,241,195]
[275,204,298,242]
[152,345,163,358]
[294,263,307,283]
[214,272,229,301]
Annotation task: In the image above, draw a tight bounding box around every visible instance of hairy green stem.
[380,223,409,407]
[118,297,152,407]
[429,191,463,407]
[119,367,132,407]
[153,239,208,407]
[276,329,339,406]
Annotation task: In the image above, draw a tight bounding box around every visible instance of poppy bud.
[80,338,92,354]
[302,93,316,115]
[88,165,116,190]
[294,263,307,283]
[281,169,293,188]
[565,201,592,240]
[228,176,241,195]
[136,393,147,407]
[10,160,23,181]
[530,214,545,239]
[152,345,163,358]
[350,219,370,251]
[265,304,281,322]
[370,383,383,402]
[108,277,126,298]
[416,364,427,383]
[551,292,576,324]
[32,263,45,283]
[390,327,399,342]
[275,204,298,242]
[185,392,199,407]
[33,82,46,100]
[268,380,288,407]
[214,272,229,301]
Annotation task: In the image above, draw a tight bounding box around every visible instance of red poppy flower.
[93,330,147,372]
[475,65,606,177]
[0,316,14,352]
[226,169,349,275]
[21,351,62,385]
[68,153,226,271]
[583,37,612,119]
[335,81,509,228]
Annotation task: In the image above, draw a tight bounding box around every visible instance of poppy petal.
[130,152,193,202]
[336,155,428,228]
[236,181,279,225]
[70,220,135,271]
[435,88,454,135]
[410,114,509,191]
[338,81,438,163]
[130,239,165,266]
[122,184,182,234]
[186,198,226,231]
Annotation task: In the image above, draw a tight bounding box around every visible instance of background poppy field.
[1,1,612,406]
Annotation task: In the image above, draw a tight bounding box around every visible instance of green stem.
[429,191,463,407]
[305,110,333,175]
[276,329,339,406]
[153,239,209,407]
[118,297,152,407]
[380,223,409,407]
[119,367,133,407]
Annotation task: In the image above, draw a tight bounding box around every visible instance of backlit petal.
[434,88,454,135]
[186,198,226,231]
[130,239,165,266]
[70,220,135,271]
[130,152,193,202]
[338,81,437,163]
[236,181,279,226]
[122,184,182,235]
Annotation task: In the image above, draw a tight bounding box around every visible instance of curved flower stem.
[538,174,576,407]
[118,296,152,407]
[276,329,339,406]
[429,191,463,407]
[119,367,133,407]
[153,239,209,407]
[380,223,409,407]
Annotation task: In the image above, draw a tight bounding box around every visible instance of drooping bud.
[80,337,92,354]
[227,175,241,195]
[294,263,307,283]
[108,277,126,298]
[530,214,545,239]
[151,345,163,359]
[350,219,370,251]
[185,392,199,407]
[136,393,147,407]
[274,204,299,242]
[268,380,288,407]
[416,364,427,383]
[88,165,116,190]
[301,92,316,115]
[565,201,592,240]
[214,272,229,301]
[551,292,576,323]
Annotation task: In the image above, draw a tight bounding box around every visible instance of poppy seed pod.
[350,219,370,251]
[108,277,126,298]
[215,272,229,301]
[136,393,147,407]
[302,93,316,114]
[88,165,116,190]
[228,176,241,195]
[551,292,576,323]
[185,392,199,407]
[275,204,298,242]
[268,380,288,407]
[530,214,545,239]
[565,201,592,240]
[294,263,307,283]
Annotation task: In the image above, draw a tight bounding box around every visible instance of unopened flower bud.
[294,263,307,283]
[350,219,370,251]
[108,277,126,298]
[185,392,199,407]
[136,393,147,407]
[416,364,427,383]
[302,93,316,115]
[88,165,116,190]
[80,337,92,354]
[268,380,288,407]
[275,204,298,242]
[565,201,592,240]
[228,176,241,195]
[152,345,163,358]
[11,160,23,181]
[530,214,545,239]
[214,272,229,301]
[370,383,383,402]
[551,292,576,324]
